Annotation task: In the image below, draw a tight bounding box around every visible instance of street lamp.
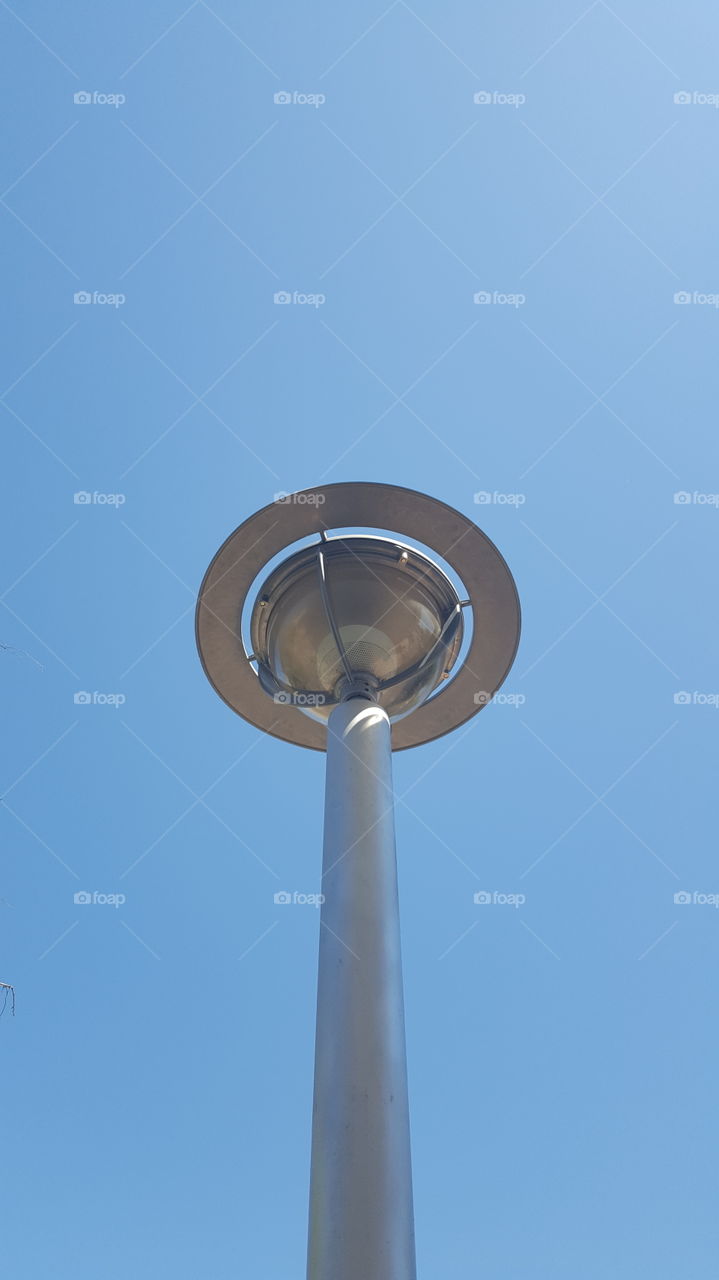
[196,483,520,1280]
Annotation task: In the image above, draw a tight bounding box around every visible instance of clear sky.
[2,3,718,1277]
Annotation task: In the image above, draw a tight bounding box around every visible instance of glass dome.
[249,536,464,722]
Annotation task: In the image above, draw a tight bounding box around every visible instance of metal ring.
[196,482,521,751]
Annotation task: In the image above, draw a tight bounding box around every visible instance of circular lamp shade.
[250,536,464,722]
[196,483,521,751]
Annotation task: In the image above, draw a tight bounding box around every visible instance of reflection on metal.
[307,699,415,1280]
[250,535,464,722]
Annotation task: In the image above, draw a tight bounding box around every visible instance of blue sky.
[2,2,718,1276]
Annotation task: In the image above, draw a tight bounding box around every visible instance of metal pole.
[307,697,416,1280]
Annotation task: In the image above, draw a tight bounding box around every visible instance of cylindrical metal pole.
[307,697,416,1280]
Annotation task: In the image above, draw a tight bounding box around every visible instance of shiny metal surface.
[249,535,464,721]
[307,699,416,1280]
[196,482,521,750]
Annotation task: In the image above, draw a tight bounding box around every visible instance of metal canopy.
[195,482,521,751]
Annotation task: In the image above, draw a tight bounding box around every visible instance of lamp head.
[250,535,464,721]
[195,483,520,751]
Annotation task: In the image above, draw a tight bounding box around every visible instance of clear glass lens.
[251,538,463,720]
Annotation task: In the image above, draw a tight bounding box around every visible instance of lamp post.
[196,483,520,1280]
